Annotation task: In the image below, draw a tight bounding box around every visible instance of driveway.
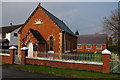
[1,65,66,78]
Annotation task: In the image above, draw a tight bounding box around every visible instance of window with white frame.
[86,45,91,49]
[77,44,82,49]
[14,33,18,37]
[96,45,102,49]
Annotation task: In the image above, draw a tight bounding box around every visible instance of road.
[1,65,66,78]
[1,65,111,80]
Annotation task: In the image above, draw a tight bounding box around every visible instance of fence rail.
[37,52,102,62]
[0,49,9,54]
[62,53,102,62]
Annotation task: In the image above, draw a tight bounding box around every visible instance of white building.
[0,24,23,46]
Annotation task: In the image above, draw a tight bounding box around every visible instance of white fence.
[37,52,102,63]
[0,49,9,54]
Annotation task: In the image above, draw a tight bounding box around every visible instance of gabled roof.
[40,5,76,37]
[19,3,76,37]
[29,29,46,43]
[77,34,107,44]
[0,24,23,33]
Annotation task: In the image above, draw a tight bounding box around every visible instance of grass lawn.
[5,64,119,79]
[0,62,9,65]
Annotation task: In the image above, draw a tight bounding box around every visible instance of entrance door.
[27,42,33,57]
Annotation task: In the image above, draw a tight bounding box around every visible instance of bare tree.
[103,9,119,45]
[102,5,120,57]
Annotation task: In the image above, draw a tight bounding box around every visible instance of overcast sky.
[2,2,118,34]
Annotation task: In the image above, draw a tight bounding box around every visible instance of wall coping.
[26,56,103,65]
[0,53,10,56]
[21,47,28,50]
[48,51,54,53]
[9,46,17,50]
[102,49,111,54]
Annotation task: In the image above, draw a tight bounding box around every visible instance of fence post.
[102,49,111,73]
[9,46,17,64]
[21,47,28,65]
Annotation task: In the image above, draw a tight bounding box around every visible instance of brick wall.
[0,55,11,64]
[62,33,77,53]
[19,7,61,54]
[26,58,103,72]
[18,6,77,57]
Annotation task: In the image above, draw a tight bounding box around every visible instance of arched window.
[33,44,37,51]
[22,43,26,47]
[49,36,54,51]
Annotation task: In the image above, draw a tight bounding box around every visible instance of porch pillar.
[21,47,28,65]
[102,49,111,73]
[9,46,17,64]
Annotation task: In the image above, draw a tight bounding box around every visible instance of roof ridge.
[0,24,23,33]
[18,3,40,33]
[0,24,23,28]
[19,4,76,37]
[78,34,106,36]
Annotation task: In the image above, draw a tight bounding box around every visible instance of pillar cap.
[21,47,28,50]
[9,46,17,50]
[102,49,111,54]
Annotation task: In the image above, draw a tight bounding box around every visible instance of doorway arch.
[27,41,33,57]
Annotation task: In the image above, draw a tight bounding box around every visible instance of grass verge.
[9,64,119,79]
[0,62,9,66]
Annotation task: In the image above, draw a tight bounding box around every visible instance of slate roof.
[0,24,23,33]
[19,4,76,37]
[29,29,46,43]
[77,34,107,44]
[40,5,76,37]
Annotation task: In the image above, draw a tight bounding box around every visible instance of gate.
[14,50,21,64]
[110,54,120,73]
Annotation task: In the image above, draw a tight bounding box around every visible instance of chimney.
[10,23,12,26]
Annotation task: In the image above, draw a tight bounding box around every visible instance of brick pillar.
[9,46,17,64]
[102,49,111,73]
[21,47,28,65]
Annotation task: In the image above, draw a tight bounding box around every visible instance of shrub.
[108,45,117,52]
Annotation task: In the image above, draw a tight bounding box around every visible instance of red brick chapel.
[18,3,77,57]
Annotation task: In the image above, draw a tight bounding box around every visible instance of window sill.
[73,49,76,51]
[86,48,92,49]
[77,48,82,49]
[96,48,102,49]
[48,51,54,53]
[65,50,70,53]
